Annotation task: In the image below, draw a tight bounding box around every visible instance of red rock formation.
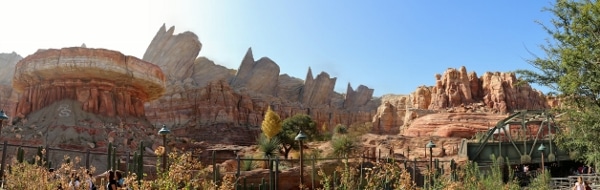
[420,67,548,113]
[403,112,507,138]
[344,84,374,109]
[301,68,337,106]
[12,47,166,119]
[143,24,201,83]
[230,48,280,96]
[373,66,552,136]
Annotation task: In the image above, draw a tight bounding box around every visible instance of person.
[96,170,117,190]
[585,180,592,190]
[68,172,81,189]
[85,170,96,190]
[115,170,125,188]
[573,176,586,190]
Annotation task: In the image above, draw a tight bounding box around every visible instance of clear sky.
[0,0,554,97]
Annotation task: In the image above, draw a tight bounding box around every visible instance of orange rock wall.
[15,79,147,118]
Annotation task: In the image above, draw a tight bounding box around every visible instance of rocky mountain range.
[0,24,554,161]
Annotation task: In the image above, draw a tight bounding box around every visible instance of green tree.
[261,106,282,139]
[278,114,318,159]
[516,0,600,166]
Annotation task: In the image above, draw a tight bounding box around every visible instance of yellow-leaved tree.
[261,106,282,139]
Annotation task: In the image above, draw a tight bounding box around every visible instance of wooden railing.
[551,174,600,190]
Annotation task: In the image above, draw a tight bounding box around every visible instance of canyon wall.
[0,24,557,148]
[142,25,377,144]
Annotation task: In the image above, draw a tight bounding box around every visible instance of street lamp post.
[0,110,8,183]
[426,140,436,189]
[0,110,8,138]
[538,144,546,174]
[158,125,171,171]
[295,130,307,187]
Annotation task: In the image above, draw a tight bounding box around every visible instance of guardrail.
[551,174,600,190]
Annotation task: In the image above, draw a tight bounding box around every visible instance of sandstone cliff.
[142,25,377,145]
[373,66,551,137]
[230,48,280,96]
[143,24,201,83]
[12,48,166,119]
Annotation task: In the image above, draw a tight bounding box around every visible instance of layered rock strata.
[373,66,551,137]
[143,25,377,145]
[12,47,166,119]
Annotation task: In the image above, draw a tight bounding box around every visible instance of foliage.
[4,154,92,190]
[261,106,282,140]
[515,0,600,167]
[126,151,235,190]
[331,135,358,157]
[347,122,372,138]
[1,147,561,190]
[241,156,255,171]
[334,124,348,135]
[278,114,318,159]
[527,170,551,190]
[257,133,280,159]
[454,155,520,190]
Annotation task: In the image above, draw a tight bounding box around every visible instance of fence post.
[86,149,90,170]
[312,155,315,190]
[359,153,364,188]
[378,148,381,163]
[212,150,218,188]
[126,151,130,176]
[275,157,279,190]
[235,155,240,190]
[413,158,417,185]
[107,142,112,171]
[1,141,7,184]
[269,156,274,190]
[45,146,51,168]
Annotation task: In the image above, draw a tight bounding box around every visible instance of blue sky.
[0,1,554,96]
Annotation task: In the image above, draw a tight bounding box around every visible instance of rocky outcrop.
[191,57,235,88]
[12,47,166,119]
[403,112,507,138]
[344,84,374,109]
[0,52,21,85]
[142,24,201,83]
[481,71,547,113]
[410,67,548,114]
[300,68,337,106]
[230,48,280,96]
[0,52,21,117]
[373,67,552,136]
[277,74,303,102]
[372,95,410,134]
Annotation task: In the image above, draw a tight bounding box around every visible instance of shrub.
[331,135,357,157]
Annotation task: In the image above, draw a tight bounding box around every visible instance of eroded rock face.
[344,84,374,109]
[301,68,337,106]
[12,47,166,119]
[143,24,201,83]
[410,67,548,114]
[0,52,21,119]
[191,57,235,88]
[230,48,280,96]
[373,66,552,137]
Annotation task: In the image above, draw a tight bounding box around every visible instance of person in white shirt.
[573,176,586,190]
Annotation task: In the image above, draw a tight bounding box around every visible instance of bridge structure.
[459,110,571,166]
